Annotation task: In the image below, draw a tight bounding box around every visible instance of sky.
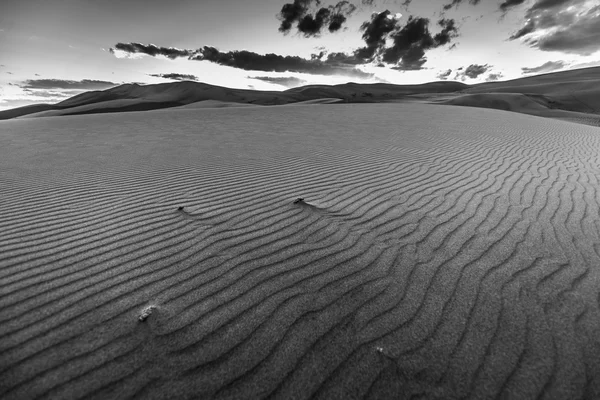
[1,0,599,110]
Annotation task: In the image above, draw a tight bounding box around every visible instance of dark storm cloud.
[337,10,459,70]
[436,69,452,80]
[248,76,307,87]
[354,10,401,61]
[434,18,459,46]
[278,0,313,33]
[442,0,481,11]
[191,46,373,78]
[506,1,600,55]
[19,79,118,90]
[454,64,491,80]
[149,73,199,81]
[381,16,459,69]
[277,0,357,36]
[109,43,193,59]
[486,72,503,81]
[521,60,567,74]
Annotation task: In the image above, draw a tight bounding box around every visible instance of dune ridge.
[1,103,600,399]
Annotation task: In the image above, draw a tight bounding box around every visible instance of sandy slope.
[1,104,600,399]
[433,93,600,127]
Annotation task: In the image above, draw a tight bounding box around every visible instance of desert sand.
[1,101,600,399]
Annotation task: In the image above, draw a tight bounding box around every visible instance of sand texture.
[1,103,600,399]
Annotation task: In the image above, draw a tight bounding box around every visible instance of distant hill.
[2,67,599,125]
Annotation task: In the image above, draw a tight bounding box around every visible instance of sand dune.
[433,93,600,127]
[0,104,62,120]
[464,67,600,115]
[2,103,600,399]
[2,67,600,126]
[16,99,183,118]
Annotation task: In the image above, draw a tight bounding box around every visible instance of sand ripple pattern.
[1,104,600,399]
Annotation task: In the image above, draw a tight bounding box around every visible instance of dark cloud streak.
[499,0,526,12]
[248,76,306,87]
[110,42,193,59]
[111,42,373,79]
[19,79,118,90]
[191,46,373,78]
[149,73,199,81]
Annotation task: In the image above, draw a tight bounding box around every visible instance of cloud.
[354,10,402,61]
[436,68,452,80]
[111,42,373,79]
[521,60,568,74]
[454,64,491,80]
[21,88,81,98]
[434,18,459,46]
[507,1,600,55]
[277,0,357,37]
[109,42,193,59]
[278,0,313,33]
[381,16,459,69]
[190,46,374,78]
[509,20,535,40]
[569,60,600,69]
[0,88,83,111]
[486,72,504,81]
[442,0,481,11]
[248,76,307,87]
[19,79,118,90]
[149,73,199,81]
[112,10,460,77]
[311,50,327,60]
[499,0,526,12]
[351,12,458,70]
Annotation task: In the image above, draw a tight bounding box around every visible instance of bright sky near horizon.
[1,0,599,110]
